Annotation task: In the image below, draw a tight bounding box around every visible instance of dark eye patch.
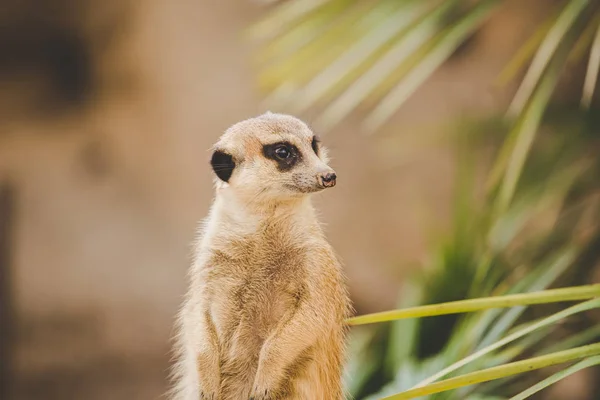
[311,136,320,155]
[263,141,301,171]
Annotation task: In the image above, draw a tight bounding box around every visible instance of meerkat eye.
[263,142,300,171]
[274,145,291,160]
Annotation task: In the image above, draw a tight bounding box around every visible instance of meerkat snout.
[318,171,337,188]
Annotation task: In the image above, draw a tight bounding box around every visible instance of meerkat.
[171,112,351,400]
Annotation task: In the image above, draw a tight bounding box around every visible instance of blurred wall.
[0,0,549,398]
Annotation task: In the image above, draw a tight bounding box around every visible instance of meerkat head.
[210,112,336,203]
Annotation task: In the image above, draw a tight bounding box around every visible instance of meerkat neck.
[212,187,318,234]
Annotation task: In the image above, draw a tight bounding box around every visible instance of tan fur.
[171,113,351,400]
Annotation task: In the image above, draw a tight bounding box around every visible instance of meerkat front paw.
[250,372,271,399]
[198,382,220,400]
[197,380,219,399]
[197,351,221,399]
[249,388,273,400]
[198,385,219,400]
[197,377,220,400]
[250,375,280,400]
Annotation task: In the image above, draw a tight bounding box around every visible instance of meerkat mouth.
[284,183,324,194]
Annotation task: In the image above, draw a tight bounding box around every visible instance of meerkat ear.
[210,150,235,182]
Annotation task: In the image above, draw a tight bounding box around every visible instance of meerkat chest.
[206,239,310,341]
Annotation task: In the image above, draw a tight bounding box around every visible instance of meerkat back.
[171,113,351,400]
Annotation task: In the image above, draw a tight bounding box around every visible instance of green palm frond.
[508,355,600,400]
[505,0,589,117]
[347,285,600,326]
[249,2,600,399]
[385,343,600,399]
[346,292,600,399]
[411,298,600,389]
[363,0,499,132]
[582,19,600,106]
[250,0,600,133]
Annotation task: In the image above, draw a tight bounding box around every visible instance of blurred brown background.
[0,1,590,399]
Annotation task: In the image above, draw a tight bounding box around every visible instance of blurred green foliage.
[250,1,600,398]
[341,107,600,399]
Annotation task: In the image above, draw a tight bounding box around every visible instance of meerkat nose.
[319,172,337,188]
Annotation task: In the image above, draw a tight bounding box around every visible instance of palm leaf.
[539,324,600,355]
[363,0,500,132]
[346,284,600,326]
[250,2,600,399]
[495,3,563,87]
[582,18,600,107]
[506,0,589,117]
[508,355,600,400]
[288,1,440,115]
[252,0,600,133]
[382,343,600,399]
[314,1,452,131]
[473,244,579,350]
[248,0,332,41]
[487,52,563,215]
[410,298,600,389]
